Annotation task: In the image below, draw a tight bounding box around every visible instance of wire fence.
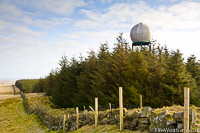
[86,103,139,112]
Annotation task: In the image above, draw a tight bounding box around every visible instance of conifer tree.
[142,45,166,107]
[186,55,200,86]
[33,78,45,92]
[125,48,149,105]
[50,56,83,108]
[90,42,113,104]
[186,55,200,106]
[74,50,98,107]
[163,50,195,105]
[44,70,57,96]
[110,33,130,104]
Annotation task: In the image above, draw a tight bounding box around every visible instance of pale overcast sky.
[0,0,200,81]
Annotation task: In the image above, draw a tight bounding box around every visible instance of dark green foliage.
[186,55,200,107]
[74,50,98,108]
[15,79,40,93]
[33,78,45,92]
[50,56,83,108]
[186,55,200,86]
[43,70,56,96]
[31,33,200,108]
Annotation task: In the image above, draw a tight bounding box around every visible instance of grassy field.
[69,125,148,133]
[0,93,59,133]
[1,97,42,133]
[0,85,14,95]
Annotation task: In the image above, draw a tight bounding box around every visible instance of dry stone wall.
[20,92,197,132]
[20,92,63,130]
[63,107,197,132]
[123,107,197,132]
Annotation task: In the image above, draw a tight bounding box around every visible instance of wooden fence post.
[140,95,142,108]
[76,107,79,129]
[63,115,66,132]
[89,106,95,112]
[184,87,190,133]
[119,87,123,131]
[95,98,98,127]
[67,114,69,131]
[109,103,111,110]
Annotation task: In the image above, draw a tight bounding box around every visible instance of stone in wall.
[132,110,140,118]
[149,114,177,132]
[124,111,139,130]
[141,106,152,117]
[172,109,196,125]
[139,117,149,124]
[149,111,157,123]
[158,109,169,116]
[130,118,139,130]
[172,112,184,122]
[137,107,152,131]
[190,109,197,125]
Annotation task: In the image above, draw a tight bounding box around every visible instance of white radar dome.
[130,23,152,43]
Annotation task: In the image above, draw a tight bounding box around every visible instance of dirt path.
[0,92,48,133]
[0,98,47,133]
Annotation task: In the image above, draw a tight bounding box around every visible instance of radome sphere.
[130,23,152,43]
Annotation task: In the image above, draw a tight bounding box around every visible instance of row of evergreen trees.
[34,33,200,108]
[15,79,39,93]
